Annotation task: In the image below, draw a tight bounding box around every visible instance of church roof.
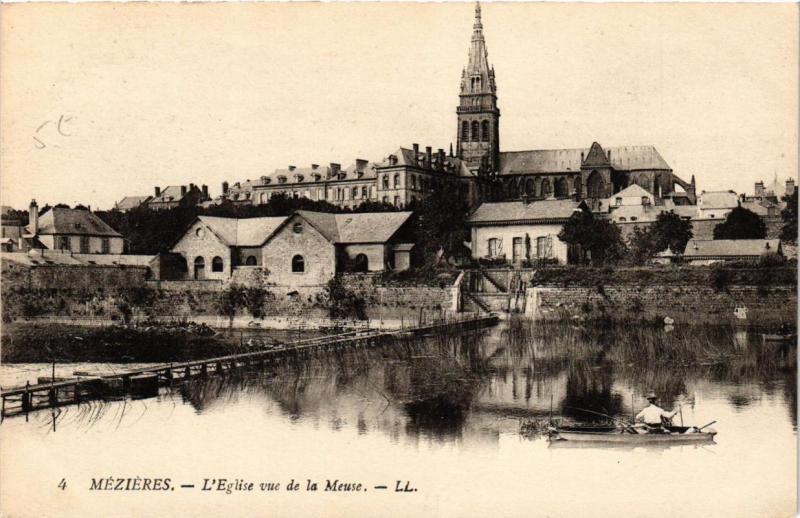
[498,145,671,176]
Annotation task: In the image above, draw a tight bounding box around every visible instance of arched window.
[394,174,400,188]
[353,253,368,272]
[554,177,569,198]
[211,256,224,272]
[245,255,257,266]
[291,255,304,273]
[541,178,553,198]
[352,187,359,199]
[481,120,490,142]
[382,175,389,190]
[574,177,582,197]
[193,257,205,280]
[587,170,606,198]
[462,121,469,141]
[525,178,536,196]
[362,186,368,198]
[471,121,480,142]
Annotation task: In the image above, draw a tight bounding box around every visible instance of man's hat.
[646,392,658,401]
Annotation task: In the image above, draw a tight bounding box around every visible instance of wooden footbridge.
[0,315,498,419]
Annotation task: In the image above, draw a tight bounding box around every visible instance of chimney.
[180,185,188,196]
[438,149,445,171]
[311,164,319,170]
[449,143,454,157]
[755,181,765,197]
[288,165,296,172]
[222,181,229,194]
[29,199,39,235]
[330,163,341,177]
[580,152,585,164]
[202,184,209,198]
[356,158,368,170]
[412,144,419,166]
[388,154,398,166]
[607,150,611,161]
[786,178,796,194]
[154,186,161,197]
[425,146,432,169]
[189,183,195,192]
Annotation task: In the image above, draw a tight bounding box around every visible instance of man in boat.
[634,393,679,433]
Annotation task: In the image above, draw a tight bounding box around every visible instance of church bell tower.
[456,2,500,172]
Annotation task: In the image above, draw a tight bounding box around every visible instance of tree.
[627,211,693,264]
[413,184,471,265]
[215,285,247,332]
[780,188,797,243]
[558,210,626,265]
[713,206,766,240]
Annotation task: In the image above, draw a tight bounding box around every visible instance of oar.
[697,420,716,431]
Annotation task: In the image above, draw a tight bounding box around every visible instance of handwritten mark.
[33,114,74,149]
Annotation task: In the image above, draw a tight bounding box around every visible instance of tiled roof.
[197,216,288,247]
[295,210,413,244]
[34,208,122,237]
[699,191,739,210]
[150,186,191,203]
[498,145,671,176]
[467,200,585,223]
[739,201,771,217]
[2,251,154,266]
[115,196,151,211]
[683,239,781,257]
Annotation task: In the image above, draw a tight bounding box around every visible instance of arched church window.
[525,178,535,196]
[462,121,469,141]
[481,120,490,142]
[574,177,582,197]
[471,121,480,142]
[554,177,569,198]
[541,178,553,198]
[587,170,606,198]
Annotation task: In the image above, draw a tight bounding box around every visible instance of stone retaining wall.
[526,284,796,325]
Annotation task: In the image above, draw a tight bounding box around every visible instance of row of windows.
[192,254,305,279]
[486,236,553,260]
[57,236,111,254]
[461,120,491,142]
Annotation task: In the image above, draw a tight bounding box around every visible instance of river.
[0,321,796,517]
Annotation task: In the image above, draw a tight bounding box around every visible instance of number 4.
[58,479,67,491]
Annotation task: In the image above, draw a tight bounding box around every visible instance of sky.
[1,2,797,210]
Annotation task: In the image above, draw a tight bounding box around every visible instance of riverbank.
[0,322,312,363]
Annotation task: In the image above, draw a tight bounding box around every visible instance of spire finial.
[474,1,482,30]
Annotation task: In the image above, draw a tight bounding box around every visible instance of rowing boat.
[549,425,716,443]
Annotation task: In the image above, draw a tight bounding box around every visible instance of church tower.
[456,2,500,172]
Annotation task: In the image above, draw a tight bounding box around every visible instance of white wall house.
[466,200,589,265]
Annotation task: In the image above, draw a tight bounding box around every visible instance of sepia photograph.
[0,2,797,517]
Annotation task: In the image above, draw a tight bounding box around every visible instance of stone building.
[24,200,124,254]
[170,215,288,280]
[466,199,589,265]
[262,210,415,287]
[114,196,152,212]
[168,210,414,286]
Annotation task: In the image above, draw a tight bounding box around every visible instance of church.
[220,2,697,211]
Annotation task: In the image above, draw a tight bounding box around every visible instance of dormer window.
[295,175,304,183]
[642,196,650,206]
[278,176,287,184]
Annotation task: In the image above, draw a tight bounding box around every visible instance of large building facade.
[218,2,696,212]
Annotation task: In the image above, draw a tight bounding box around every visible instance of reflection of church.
[459,2,697,208]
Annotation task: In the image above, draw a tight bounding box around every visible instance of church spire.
[463,1,494,94]
[456,1,499,172]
